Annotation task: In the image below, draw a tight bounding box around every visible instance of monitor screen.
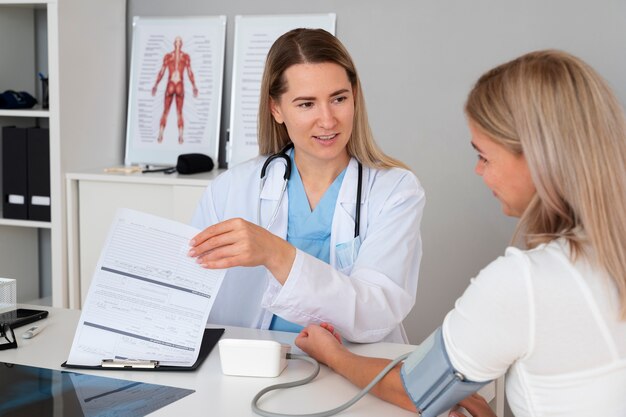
[0,363,193,416]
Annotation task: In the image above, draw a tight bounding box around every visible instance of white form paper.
[67,208,225,367]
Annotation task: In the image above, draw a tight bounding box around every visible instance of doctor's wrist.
[265,239,296,285]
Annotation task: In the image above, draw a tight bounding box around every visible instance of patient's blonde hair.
[466,50,626,319]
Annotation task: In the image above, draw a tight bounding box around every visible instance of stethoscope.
[258,142,363,238]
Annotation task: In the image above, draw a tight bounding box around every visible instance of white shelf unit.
[0,108,50,118]
[0,0,126,307]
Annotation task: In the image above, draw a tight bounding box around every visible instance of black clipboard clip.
[101,359,160,369]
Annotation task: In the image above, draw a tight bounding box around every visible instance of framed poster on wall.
[125,16,226,166]
[227,13,336,168]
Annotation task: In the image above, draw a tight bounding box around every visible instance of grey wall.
[129,0,626,344]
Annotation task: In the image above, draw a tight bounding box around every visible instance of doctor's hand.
[189,217,296,284]
[449,393,496,417]
[295,323,345,367]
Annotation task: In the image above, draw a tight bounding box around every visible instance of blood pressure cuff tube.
[400,327,490,417]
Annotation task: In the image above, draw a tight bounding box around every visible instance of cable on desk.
[251,351,411,417]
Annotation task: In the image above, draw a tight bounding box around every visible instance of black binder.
[61,328,224,372]
[27,127,51,221]
[2,126,29,219]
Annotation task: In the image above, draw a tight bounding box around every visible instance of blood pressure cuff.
[400,327,490,417]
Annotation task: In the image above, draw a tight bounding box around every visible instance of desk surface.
[0,306,417,416]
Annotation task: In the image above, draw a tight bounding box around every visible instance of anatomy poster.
[125,16,226,165]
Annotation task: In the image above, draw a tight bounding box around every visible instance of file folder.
[2,126,29,220]
[61,327,224,372]
[26,127,51,221]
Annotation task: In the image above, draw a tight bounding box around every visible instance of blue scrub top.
[269,152,346,333]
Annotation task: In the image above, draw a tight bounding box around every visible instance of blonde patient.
[296,50,626,417]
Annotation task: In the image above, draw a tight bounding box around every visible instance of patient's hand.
[295,323,345,366]
[449,393,496,417]
[319,322,342,343]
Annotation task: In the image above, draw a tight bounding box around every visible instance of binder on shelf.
[2,126,29,220]
[27,127,51,221]
[61,327,225,372]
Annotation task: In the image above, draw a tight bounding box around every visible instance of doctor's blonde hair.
[257,28,407,170]
[466,50,626,319]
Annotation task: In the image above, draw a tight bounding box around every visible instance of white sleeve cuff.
[261,249,304,309]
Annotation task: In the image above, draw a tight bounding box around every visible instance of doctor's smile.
[313,133,339,141]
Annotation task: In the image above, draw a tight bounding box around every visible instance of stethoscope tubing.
[258,142,363,239]
[354,162,362,239]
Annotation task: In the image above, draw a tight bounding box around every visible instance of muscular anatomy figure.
[152,36,199,144]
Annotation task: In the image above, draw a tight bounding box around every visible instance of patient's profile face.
[469,121,536,217]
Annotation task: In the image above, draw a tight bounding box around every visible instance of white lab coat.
[191,156,425,343]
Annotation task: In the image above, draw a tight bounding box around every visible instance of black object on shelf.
[1,126,51,221]
[2,126,29,219]
[176,153,214,175]
[0,90,37,109]
[39,73,49,109]
[27,127,51,221]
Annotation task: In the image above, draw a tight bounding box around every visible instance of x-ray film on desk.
[0,363,194,417]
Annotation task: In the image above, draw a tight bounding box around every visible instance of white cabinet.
[0,0,126,307]
[66,169,222,308]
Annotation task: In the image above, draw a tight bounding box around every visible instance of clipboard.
[61,328,224,372]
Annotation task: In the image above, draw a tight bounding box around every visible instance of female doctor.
[189,28,425,343]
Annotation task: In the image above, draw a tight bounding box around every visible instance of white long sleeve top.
[443,239,626,416]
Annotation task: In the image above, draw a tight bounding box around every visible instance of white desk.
[1,307,419,416]
[1,307,503,416]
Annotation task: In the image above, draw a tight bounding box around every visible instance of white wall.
[128,0,626,343]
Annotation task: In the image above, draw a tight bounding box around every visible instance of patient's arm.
[295,324,416,412]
